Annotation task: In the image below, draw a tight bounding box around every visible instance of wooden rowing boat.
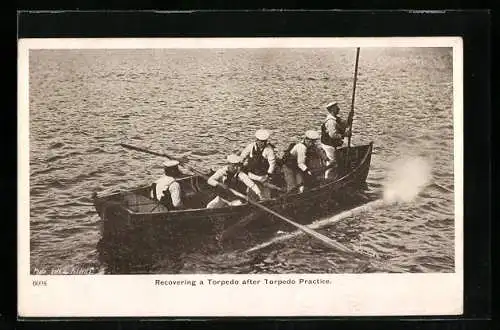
[93,142,373,256]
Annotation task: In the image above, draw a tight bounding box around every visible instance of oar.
[65,202,95,207]
[220,162,335,240]
[221,188,363,256]
[218,182,303,241]
[262,181,286,192]
[119,143,372,258]
[220,136,239,142]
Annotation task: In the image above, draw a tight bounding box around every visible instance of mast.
[347,47,360,148]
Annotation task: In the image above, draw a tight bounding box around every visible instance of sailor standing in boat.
[239,129,276,200]
[206,154,263,208]
[151,160,185,210]
[282,130,327,193]
[320,102,350,179]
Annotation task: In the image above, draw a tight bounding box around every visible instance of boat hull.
[94,143,373,266]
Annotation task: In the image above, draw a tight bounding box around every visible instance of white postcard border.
[18,37,463,317]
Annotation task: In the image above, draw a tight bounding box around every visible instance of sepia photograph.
[18,37,463,317]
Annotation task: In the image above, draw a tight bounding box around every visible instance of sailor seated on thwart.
[206,154,263,209]
[282,130,328,193]
[239,129,277,199]
[150,160,185,210]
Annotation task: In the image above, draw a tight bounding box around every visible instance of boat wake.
[245,156,433,254]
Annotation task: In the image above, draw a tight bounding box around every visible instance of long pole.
[347,47,360,148]
[119,143,372,258]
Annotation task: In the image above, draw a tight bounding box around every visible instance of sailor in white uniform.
[239,129,276,199]
[151,160,184,210]
[206,154,263,209]
[282,130,326,193]
[320,101,350,179]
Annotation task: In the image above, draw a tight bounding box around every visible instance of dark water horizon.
[28,47,455,274]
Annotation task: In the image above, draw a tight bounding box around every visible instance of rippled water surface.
[28,47,455,274]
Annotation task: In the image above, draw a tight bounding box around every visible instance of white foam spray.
[382,156,433,203]
[245,156,433,254]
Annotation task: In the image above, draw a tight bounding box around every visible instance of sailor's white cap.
[163,159,180,168]
[226,154,242,164]
[305,130,320,140]
[255,129,270,141]
[326,101,339,111]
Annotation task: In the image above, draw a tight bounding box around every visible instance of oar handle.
[119,143,185,164]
